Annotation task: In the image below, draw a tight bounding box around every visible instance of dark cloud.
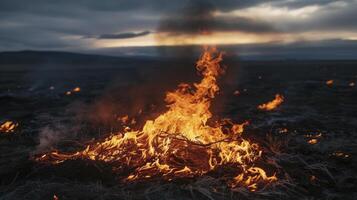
[97,31,151,39]
[0,0,269,14]
[0,0,356,53]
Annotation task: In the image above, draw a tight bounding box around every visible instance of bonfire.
[36,47,276,191]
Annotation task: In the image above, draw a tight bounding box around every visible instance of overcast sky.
[1,0,357,58]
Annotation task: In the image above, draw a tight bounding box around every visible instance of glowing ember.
[258,94,284,111]
[326,80,334,86]
[307,139,318,145]
[0,121,18,133]
[66,87,81,95]
[118,115,129,124]
[73,87,81,92]
[278,128,288,134]
[233,90,240,96]
[36,47,276,191]
[305,133,322,138]
[331,151,350,158]
[310,175,317,182]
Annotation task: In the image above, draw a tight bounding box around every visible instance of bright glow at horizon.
[90,30,357,48]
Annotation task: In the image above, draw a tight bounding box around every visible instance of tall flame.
[37,47,276,191]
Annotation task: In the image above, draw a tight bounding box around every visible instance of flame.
[36,47,276,190]
[0,121,18,133]
[258,94,284,111]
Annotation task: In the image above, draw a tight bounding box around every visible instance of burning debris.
[257,94,284,111]
[36,47,276,191]
[0,121,18,133]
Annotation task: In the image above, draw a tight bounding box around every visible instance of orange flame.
[0,121,18,133]
[36,47,276,190]
[258,94,284,111]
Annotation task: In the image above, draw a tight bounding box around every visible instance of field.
[1,51,356,199]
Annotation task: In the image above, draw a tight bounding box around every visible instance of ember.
[73,87,81,92]
[305,133,322,145]
[326,80,334,86]
[36,47,276,191]
[233,90,240,96]
[0,121,18,133]
[66,87,81,95]
[258,94,284,111]
[331,151,350,158]
[307,139,318,145]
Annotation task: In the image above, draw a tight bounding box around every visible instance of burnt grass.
[1,53,357,199]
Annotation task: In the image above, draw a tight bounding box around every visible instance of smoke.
[155,0,275,56]
[36,125,65,152]
[34,111,84,153]
[155,0,216,58]
[158,0,215,36]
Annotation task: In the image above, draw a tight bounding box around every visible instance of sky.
[1,0,357,59]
